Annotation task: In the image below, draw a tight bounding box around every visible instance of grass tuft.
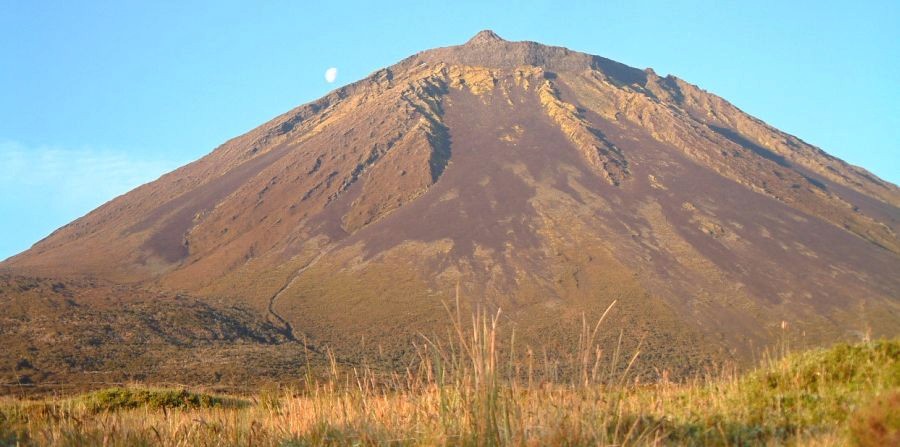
[850,389,900,447]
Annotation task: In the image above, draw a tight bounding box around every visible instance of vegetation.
[78,387,241,412]
[1,304,896,445]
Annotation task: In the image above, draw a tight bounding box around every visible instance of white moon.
[324,67,338,83]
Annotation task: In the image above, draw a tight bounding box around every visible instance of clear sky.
[1,1,898,261]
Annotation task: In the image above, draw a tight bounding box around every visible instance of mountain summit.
[466,29,505,44]
[2,32,898,388]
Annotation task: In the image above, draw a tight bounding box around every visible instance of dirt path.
[266,248,333,344]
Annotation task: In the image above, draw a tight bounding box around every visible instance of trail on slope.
[266,247,333,348]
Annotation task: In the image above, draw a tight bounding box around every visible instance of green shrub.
[80,387,232,412]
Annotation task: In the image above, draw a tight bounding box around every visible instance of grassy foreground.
[0,309,897,446]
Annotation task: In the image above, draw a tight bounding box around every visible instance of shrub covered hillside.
[0,337,897,446]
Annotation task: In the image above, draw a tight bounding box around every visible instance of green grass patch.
[644,340,900,445]
[737,340,899,427]
[77,387,244,412]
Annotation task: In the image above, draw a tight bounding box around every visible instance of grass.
[0,302,897,446]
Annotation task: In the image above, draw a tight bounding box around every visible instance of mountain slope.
[2,31,898,388]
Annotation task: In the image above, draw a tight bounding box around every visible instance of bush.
[80,387,232,412]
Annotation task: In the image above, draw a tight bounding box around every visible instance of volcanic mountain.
[3,31,899,389]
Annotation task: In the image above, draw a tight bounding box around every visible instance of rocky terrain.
[2,30,898,391]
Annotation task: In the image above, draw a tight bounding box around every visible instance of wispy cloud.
[0,140,186,260]
[0,140,183,203]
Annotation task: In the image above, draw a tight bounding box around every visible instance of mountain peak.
[466,29,505,45]
[3,32,898,389]
[415,31,596,73]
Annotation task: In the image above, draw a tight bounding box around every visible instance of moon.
[324,67,338,83]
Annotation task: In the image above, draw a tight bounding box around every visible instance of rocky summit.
[2,31,898,390]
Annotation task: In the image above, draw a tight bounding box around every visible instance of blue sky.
[1,1,898,261]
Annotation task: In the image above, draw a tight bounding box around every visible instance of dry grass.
[1,300,897,446]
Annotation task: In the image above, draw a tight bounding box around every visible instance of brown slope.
[267,66,899,370]
[1,30,898,388]
[0,274,322,394]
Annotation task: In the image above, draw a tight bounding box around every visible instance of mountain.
[2,30,899,390]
